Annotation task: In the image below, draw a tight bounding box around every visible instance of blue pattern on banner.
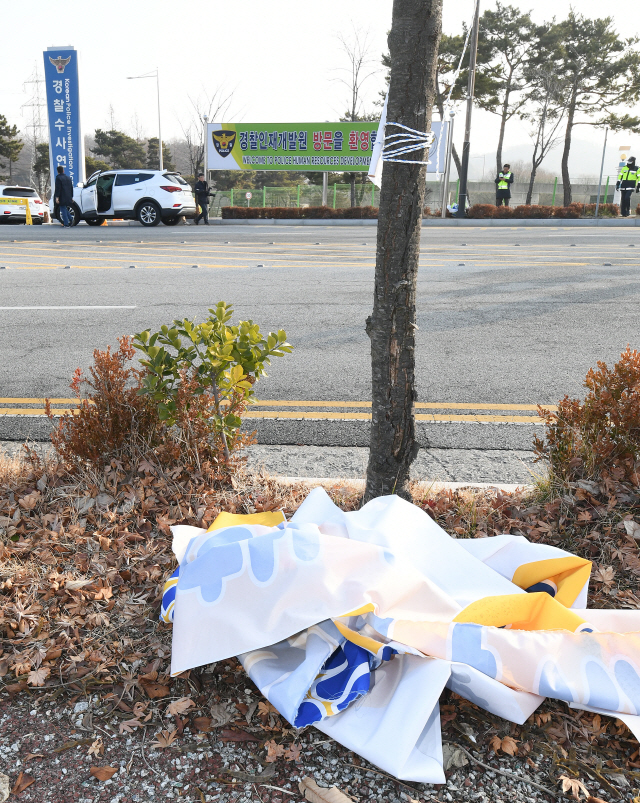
[614,660,640,713]
[585,661,620,711]
[450,623,498,678]
[525,581,556,596]
[180,541,244,603]
[538,660,574,701]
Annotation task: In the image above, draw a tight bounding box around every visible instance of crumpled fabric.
[161,487,640,782]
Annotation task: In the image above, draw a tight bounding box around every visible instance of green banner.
[206,122,379,172]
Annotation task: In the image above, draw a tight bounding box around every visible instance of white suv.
[53,169,197,227]
[0,185,46,224]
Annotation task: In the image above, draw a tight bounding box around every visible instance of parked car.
[50,170,197,227]
[0,185,46,224]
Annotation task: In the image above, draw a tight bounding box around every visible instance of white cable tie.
[382,122,435,165]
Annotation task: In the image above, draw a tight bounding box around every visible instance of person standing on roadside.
[194,172,214,225]
[616,156,639,217]
[54,165,74,227]
[495,164,514,207]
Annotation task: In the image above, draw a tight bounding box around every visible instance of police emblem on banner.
[212,130,236,158]
[49,55,72,74]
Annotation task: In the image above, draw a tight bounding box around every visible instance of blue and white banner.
[43,47,85,189]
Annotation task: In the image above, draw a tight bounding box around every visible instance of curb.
[274,476,532,493]
[0,415,541,451]
[201,218,639,227]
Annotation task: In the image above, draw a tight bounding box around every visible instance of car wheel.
[85,218,102,226]
[137,201,161,227]
[68,204,81,226]
[162,216,180,226]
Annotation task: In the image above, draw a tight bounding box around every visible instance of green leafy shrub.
[134,302,292,464]
[534,346,640,484]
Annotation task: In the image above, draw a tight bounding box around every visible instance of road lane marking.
[1,396,553,425]
[0,305,136,310]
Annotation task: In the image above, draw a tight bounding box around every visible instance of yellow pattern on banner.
[206,509,285,532]
[2,197,32,224]
[454,592,587,632]
[511,556,592,607]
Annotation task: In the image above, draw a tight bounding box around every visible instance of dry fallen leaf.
[500,736,518,756]
[285,743,302,762]
[442,744,468,770]
[141,681,170,699]
[489,734,502,753]
[11,771,35,794]
[560,775,589,800]
[624,520,640,540]
[0,772,9,803]
[90,766,118,782]
[193,717,212,733]
[218,728,260,742]
[27,666,50,687]
[87,737,103,757]
[265,739,286,763]
[167,697,194,717]
[299,777,353,803]
[150,729,178,749]
[593,565,615,588]
[209,702,235,727]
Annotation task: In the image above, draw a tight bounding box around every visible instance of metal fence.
[207,175,621,216]
[209,183,380,216]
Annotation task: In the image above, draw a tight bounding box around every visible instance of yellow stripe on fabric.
[340,603,377,617]
[333,620,386,655]
[454,592,587,632]
[161,601,174,623]
[511,556,591,607]
[206,509,286,532]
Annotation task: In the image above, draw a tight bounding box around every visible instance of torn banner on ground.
[161,487,640,783]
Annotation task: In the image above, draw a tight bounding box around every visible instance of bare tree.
[335,27,380,206]
[364,0,442,503]
[179,87,234,179]
[521,69,567,204]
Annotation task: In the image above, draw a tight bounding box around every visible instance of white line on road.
[0,306,137,310]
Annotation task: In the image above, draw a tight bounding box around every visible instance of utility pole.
[594,125,608,219]
[455,0,480,218]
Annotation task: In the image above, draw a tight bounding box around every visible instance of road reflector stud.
[181,241,187,244]
[268,242,275,245]
[257,263,265,267]
[63,266,70,269]
[128,265,136,269]
[604,262,612,266]
[630,244,636,247]
[570,244,576,246]
[191,265,199,268]
[461,243,467,246]
[0,266,6,270]
[458,262,465,266]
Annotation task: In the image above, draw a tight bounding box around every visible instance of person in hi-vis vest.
[495,164,514,207]
[616,156,639,217]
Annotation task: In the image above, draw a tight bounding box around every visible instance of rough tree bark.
[561,83,578,207]
[364,0,443,503]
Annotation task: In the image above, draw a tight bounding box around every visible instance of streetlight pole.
[455,0,480,217]
[595,125,609,219]
[440,109,455,218]
[127,68,163,170]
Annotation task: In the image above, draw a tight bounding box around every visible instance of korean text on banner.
[206,122,380,173]
[43,47,85,188]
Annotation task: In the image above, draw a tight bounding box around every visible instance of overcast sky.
[2,0,639,177]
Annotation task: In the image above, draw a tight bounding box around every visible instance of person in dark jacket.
[54,165,74,227]
[495,164,514,207]
[616,156,639,217]
[194,173,214,224]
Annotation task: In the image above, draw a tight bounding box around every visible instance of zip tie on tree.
[382,122,435,165]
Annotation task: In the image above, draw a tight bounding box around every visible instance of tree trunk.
[495,79,513,175]
[350,173,356,207]
[364,0,442,503]
[561,86,577,207]
[526,166,537,205]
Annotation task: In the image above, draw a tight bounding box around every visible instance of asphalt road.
[1,223,639,450]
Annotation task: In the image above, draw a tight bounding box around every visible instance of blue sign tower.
[43,46,85,192]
